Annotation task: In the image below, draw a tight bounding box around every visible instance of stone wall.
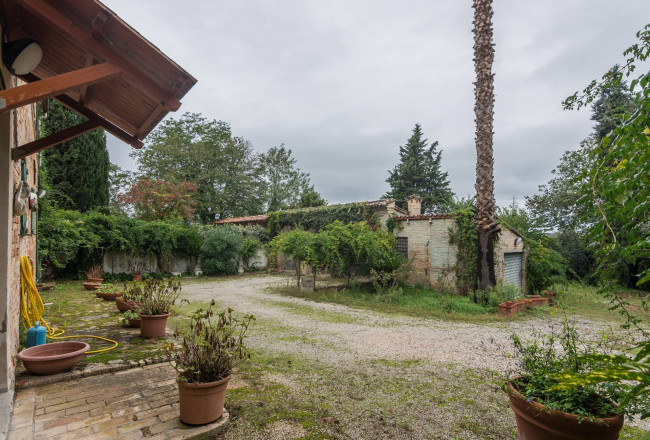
[4,82,38,391]
[394,218,457,286]
[103,251,199,275]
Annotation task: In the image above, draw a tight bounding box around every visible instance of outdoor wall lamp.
[3,38,42,75]
[514,237,523,246]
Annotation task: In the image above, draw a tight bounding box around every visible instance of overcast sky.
[102,0,649,208]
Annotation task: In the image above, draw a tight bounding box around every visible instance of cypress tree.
[41,100,110,212]
[384,124,454,213]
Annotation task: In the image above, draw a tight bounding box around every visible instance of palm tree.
[472,0,500,290]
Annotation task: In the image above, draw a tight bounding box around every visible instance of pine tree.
[41,101,110,212]
[591,79,635,141]
[384,124,454,213]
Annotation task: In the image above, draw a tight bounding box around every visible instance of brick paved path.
[8,364,228,440]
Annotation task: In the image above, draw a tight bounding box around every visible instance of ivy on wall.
[267,203,378,236]
[448,207,478,295]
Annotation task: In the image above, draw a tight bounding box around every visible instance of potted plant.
[121,310,141,328]
[136,278,182,338]
[506,320,631,440]
[85,264,104,283]
[95,286,122,301]
[116,283,144,313]
[128,259,147,282]
[166,300,254,425]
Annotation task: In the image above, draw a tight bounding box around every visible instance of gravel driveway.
[184,274,608,373]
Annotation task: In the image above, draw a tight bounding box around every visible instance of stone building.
[0,1,196,429]
[216,197,527,291]
[393,196,526,291]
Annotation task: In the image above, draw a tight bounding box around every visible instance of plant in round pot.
[128,259,147,282]
[506,319,647,440]
[166,300,254,425]
[116,283,144,313]
[121,310,141,328]
[85,264,104,283]
[136,278,182,338]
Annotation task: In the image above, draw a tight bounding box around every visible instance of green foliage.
[448,203,477,295]
[40,100,109,212]
[260,145,320,212]
[384,123,454,213]
[38,209,201,276]
[268,229,314,289]
[267,203,377,237]
[168,301,254,383]
[235,225,271,244]
[526,242,567,293]
[510,320,623,418]
[241,236,261,268]
[553,340,650,419]
[200,226,244,276]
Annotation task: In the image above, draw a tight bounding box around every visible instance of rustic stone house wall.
[0,67,39,392]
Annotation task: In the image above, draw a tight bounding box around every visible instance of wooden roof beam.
[18,72,144,149]
[12,119,100,161]
[22,0,182,112]
[0,62,121,113]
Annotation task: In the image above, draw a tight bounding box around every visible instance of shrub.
[200,226,244,275]
[134,278,182,315]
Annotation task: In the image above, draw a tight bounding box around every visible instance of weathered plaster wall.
[495,228,527,291]
[395,218,457,286]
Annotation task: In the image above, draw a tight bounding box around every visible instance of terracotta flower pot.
[96,291,122,301]
[18,341,90,375]
[498,301,518,317]
[178,375,230,425]
[507,381,624,440]
[139,313,170,338]
[83,282,102,291]
[132,274,143,282]
[86,277,103,283]
[116,298,140,313]
[128,318,141,328]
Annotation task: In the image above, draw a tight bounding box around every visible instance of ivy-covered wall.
[267,203,379,236]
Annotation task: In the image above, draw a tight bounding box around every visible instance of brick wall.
[6,90,38,391]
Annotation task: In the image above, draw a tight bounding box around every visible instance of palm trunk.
[473,0,500,291]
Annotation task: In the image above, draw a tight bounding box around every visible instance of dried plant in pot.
[128,259,147,281]
[85,264,104,283]
[506,320,629,440]
[135,278,182,338]
[166,300,254,425]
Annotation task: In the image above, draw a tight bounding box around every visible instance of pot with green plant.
[506,319,632,440]
[136,278,182,338]
[166,300,254,425]
[116,283,144,313]
[121,310,140,328]
[86,264,104,283]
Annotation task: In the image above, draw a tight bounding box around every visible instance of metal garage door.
[503,252,523,288]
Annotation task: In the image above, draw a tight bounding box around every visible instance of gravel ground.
[183,274,648,438]
[184,274,609,372]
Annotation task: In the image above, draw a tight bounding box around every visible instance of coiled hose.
[20,256,118,354]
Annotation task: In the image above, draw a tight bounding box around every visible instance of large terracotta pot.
[139,313,170,338]
[82,282,102,291]
[178,375,230,425]
[507,381,624,440]
[132,274,143,282]
[86,277,103,283]
[116,298,139,313]
[18,341,90,375]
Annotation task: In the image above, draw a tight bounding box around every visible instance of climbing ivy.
[267,203,378,236]
[448,207,478,295]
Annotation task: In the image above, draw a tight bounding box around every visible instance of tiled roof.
[395,214,454,221]
[213,214,269,225]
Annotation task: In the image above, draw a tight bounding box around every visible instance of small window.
[396,237,408,260]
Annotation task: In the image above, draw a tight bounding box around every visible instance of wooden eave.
[0,0,196,159]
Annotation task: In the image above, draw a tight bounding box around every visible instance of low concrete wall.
[103,251,199,275]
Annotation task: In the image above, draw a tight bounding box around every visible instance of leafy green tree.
[260,145,321,212]
[591,79,636,140]
[384,124,454,213]
[108,163,133,216]
[118,178,198,222]
[200,226,244,275]
[41,100,110,211]
[268,229,314,289]
[132,113,265,223]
